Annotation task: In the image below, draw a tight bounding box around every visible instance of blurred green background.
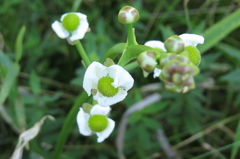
[1,0,240,158]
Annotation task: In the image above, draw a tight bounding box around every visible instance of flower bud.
[164,35,185,54]
[104,58,115,67]
[82,103,93,113]
[159,54,199,93]
[118,6,139,24]
[180,46,201,66]
[137,50,158,73]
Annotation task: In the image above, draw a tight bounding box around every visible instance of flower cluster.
[138,33,204,93]
[51,5,204,143]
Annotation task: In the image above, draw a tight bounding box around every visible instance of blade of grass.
[198,9,240,53]
[15,25,26,63]
[0,63,20,106]
[51,92,89,159]
[230,119,240,159]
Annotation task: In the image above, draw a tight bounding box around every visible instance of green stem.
[117,24,138,66]
[75,41,91,67]
[127,24,137,46]
[51,92,89,159]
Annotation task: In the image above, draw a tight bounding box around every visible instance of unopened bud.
[104,58,115,67]
[137,50,158,73]
[164,35,185,54]
[82,103,93,113]
[118,6,139,24]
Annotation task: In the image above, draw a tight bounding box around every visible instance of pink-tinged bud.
[118,6,139,24]
[164,35,185,54]
[137,50,158,73]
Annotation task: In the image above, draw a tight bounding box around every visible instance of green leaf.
[30,70,41,95]
[15,25,26,62]
[231,119,240,159]
[0,63,20,106]
[102,43,125,62]
[118,45,154,66]
[198,9,240,53]
[219,68,240,83]
[216,43,240,60]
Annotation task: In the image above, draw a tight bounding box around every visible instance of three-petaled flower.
[52,12,89,42]
[77,104,115,143]
[83,62,134,107]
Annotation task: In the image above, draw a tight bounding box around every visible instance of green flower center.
[88,115,108,132]
[97,76,119,97]
[62,13,80,31]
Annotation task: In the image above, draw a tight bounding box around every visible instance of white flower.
[144,33,204,50]
[76,104,115,143]
[51,12,89,42]
[83,62,134,107]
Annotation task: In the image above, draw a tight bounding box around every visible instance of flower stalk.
[75,41,91,67]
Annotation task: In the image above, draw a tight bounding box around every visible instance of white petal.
[96,118,115,143]
[51,21,69,39]
[108,65,134,91]
[153,68,162,78]
[144,40,166,51]
[179,33,204,47]
[94,88,128,107]
[90,105,111,116]
[69,13,89,41]
[76,108,91,136]
[83,62,108,96]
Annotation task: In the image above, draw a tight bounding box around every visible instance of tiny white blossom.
[51,12,89,42]
[76,105,115,143]
[83,62,134,107]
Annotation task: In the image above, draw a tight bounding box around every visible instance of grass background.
[1,0,240,158]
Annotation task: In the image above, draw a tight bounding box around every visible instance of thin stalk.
[51,92,89,159]
[127,24,137,46]
[75,41,91,67]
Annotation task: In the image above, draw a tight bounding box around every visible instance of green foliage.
[1,0,240,159]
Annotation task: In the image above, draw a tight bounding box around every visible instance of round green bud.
[180,46,201,66]
[62,13,80,31]
[118,6,139,24]
[88,115,108,132]
[97,76,119,97]
[164,35,185,54]
[137,50,158,73]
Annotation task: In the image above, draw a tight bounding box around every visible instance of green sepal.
[180,46,201,66]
